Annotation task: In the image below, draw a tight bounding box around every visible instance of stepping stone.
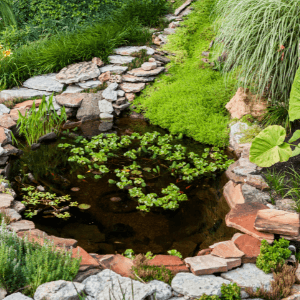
[233,234,261,263]
[8,220,35,232]
[0,193,14,209]
[164,28,176,35]
[0,88,51,101]
[108,55,135,64]
[242,184,271,204]
[0,115,16,129]
[72,246,100,272]
[122,74,156,83]
[0,127,11,146]
[98,254,133,277]
[153,54,171,64]
[223,181,244,209]
[221,263,274,292]
[141,62,157,71]
[114,46,155,56]
[23,73,64,92]
[76,80,102,89]
[76,94,101,122]
[56,61,100,84]
[184,255,241,275]
[102,88,118,101]
[14,99,42,109]
[171,272,231,298]
[55,93,84,108]
[128,67,165,77]
[148,255,189,274]
[120,83,145,93]
[174,0,193,16]
[5,208,21,222]
[211,240,245,259]
[62,85,84,94]
[99,65,128,75]
[254,209,300,236]
[100,113,113,121]
[12,200,25,213]
[225,203,274,243]
[98,100,113,114]
[0,104,10,116]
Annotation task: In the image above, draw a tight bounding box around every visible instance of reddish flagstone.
[223,181,245,209]
[211,240,245,259]
[72,246,100,272]
[0,115,16,129]
[9,107,28,122]
[148,255,189,274]
[98,254,134,277]
[197,248,212,256]
[14,99,42,109]
[225,203,274,243]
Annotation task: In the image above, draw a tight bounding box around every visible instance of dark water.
[10,117,237,257]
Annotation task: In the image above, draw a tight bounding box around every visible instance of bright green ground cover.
[134,0,237,147]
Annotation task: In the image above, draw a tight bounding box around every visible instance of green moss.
[239,124,262,143]
[134,0,236,147]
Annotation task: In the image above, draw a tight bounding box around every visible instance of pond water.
[10,117,237,258]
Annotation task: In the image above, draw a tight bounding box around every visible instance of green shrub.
[199,295,220,300]
[0,0,17,30]
[214,0,300,105]
[256,239,291,273]
[221,283,241,300]
[167,249,182,258]
[0,221,81,297]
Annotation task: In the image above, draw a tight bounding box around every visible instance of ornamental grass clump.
[214,0,300,105]
[0,221,81,297]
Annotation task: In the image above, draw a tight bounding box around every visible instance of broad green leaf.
[78,204,91,210]
[292,144,300,157]
[289,66,300,121]
[289,130,300,143]
[249,125,292,167]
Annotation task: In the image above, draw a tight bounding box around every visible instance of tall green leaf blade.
[289,66,300,122]
[249,125,292,167]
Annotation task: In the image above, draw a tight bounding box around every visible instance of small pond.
[9,117,237,258]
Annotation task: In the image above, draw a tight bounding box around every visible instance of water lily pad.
[143,167,151,172]
[78,203,91,210]
[131,170,142,175]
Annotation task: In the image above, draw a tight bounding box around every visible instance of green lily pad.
[143,168,151,172]
[78,204,91,210]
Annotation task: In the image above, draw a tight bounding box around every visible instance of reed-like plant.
[13,94,67,146]
[214,0,300,105]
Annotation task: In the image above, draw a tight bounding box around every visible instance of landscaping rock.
[72,246,100,272]
[98,254,134,277]
[171,272,231,298]
[0,156,8,166]
[211,240,245,259]
[116,98,127,105]
[98,100,114,114]
[221,263,274,292]
[102,86,118,101]
[34,280,85,300]
[223,181,245,208]
[0,104,10,116]
[23,73,64,92]
[245,174,269,190]
[148,255,189,274]
[108,55,135,64]
[92,57,104,67]
[31,143,40,150]
[14,99,42,109]
[77,80,102,89]
[38,132,57,143]
[254,209,300,236]
[141,62,157,71]
[242,184,271,204]
[276,199,296,212]
[109,74,122,83]
[4,293,32,300]
[120,83,145,93]
[99,121,113,132]
[153,54,171,64]
[122,74,156,83]
[62,85,84,94]
[225,203,274,243]
[99,72,111,82]
[45,96,61,111]
[99,65,128,75]
[5,208,21,222]
[229,122,249,150]
[73,268,102,283]
[174,0,193,16]
[0,115,16,129]
[197,248,212,256]
[184,255,241,275]
[117,90,125,97]
[114,46,155,56]
[100,113,114,121]
[0,127,11,146]
[3,144,20,156]
[233,234,261,263]
[9,107,27,121]
[0,193,14,209]
[128,67,165,77]
[76,94,101,122]
[8,220,35,232]
[0,288,7,300]
[113,103,130,115]
[56,61,101,84]
[147,280,172,300]
[55,93,84,108]
[164,28,176,35]
[0,88,51,101]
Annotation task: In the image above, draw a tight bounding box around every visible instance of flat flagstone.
[233,234,261,263]
[99,65,128,75]
[223,181,244,208]
[120,83,145,93]
[141,62,157,71]
[76,94,101,122]
[72,246,100,272]
[98,254,134,277]
[23,73,64,92]
[242,184,271,204]
[0,193,14,209]
[184,255,241,275]
[148,255,189,274]
[0,88,51,101]
[108,55,135,64]
[8,220,35,232]
[14,99,42,109]
[122,74,156,83]
[9,107,28,121]
[55,93,84,108]
[76,80,103,89]
[98,100,113,114]
[128,67,165,77]
[225,203,274,243]
[254,209,300,236]
[114,46,155,56]
[62,85,84,94]
[211,240,245,259]
[174,0,193,16]
[0,115,16,129]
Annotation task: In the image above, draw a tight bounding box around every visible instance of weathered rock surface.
[77,80,103,89]
[174,0,193,16]
[0,193,14,209]
[0,127,11,147]
[12,200,26,213]
[164,28,176,35]
[229,122,249,150]
[0,88,51,101]
[62,85,84,94]
[99,113,114,121]
[120,83,145,93]
[225,203,274,243]
[5,208,21,222]
[98,100,114,114]
[3,144,20,156]
[211,240,244,259]
[254,209,300,236]
[141,62,157,71]
[3,293,32,300]
[221,263,274,292]
[38,132,57,143]
[147,280,172,300]
[98,254,134,277]
[148,255,189,274]
[108,55,135,64]
[153,54,171,64]
[99,121,113,132]
[0,104,10,116]
[23,73,64,92]
[223,181,245,208]
[242,184,271,204]
[9,107,27,122]
[72,246,100,272]
[171,272,231,298]
[34,280,85,300]
[122,74,156,83]
[55,93,84,108]
[92,57,104,67]
[56,61,100,84]
[114,46,155,56]
[99,65,128,75]
[102,84,118,101]
[0,115,16,129]
[184,255,241,275]
[8,220,35,232]
[76,93,101,121]
[245,174,269,190]
[276,199,296,212]
[128,67,165,77]
[233,234,261,263]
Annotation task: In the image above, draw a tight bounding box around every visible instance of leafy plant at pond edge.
[167,249,182,259]
[198,283,241,300]
[21,185,78,219]
[256,239,291,274]
[59,132,233,212]
[123,249,155,260]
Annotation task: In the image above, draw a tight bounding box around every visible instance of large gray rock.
[23,73,64,92]
[114,46,155,56]
[34,280,85,300]
[147,280,172,300]
[83,269,155,300]
[99,121,113,132]
[62,86,84,94]
[0,104,10,116]
[8,220,35,232]
[120,83,145,93]
[229,122,249,149]
[108,55,135,64]
[5,209,21,222]
[102,85,118,101]
[98,100,113,114]
[76,80,102,89]
[242,184,270,204]
[99,65,128,75]
[221,263,274,292]
[171,273,231,298]
[4,293,32,300]
[56,61,101,84]
[0,88,51,101]
[76,94,101,122]
[0,193,14,209]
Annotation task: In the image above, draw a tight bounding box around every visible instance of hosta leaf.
[289,66,300,122]
[249,125,292,167]
[289,130,300,143]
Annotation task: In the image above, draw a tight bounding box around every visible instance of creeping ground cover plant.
[58,131,233,212]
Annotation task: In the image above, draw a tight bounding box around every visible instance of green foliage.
[12,94,67,147]
[134,0,237,147]
[0,0,17,30]
[127,49,150,71]
[256,239,291,274]
[264,169,287,199]
[239,125,262,144]
[199,295,220,300]
[221,283,241,300]
[214,0,300,105]
[0,221,81,297]
[21,185,77,219]
[123,249,135,260]
[289,66,300,122]
[167,249,182,259]
[0,209,10,224]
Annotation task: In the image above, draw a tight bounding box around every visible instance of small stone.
[164,28,176,35]
[108,55,135,64]
[153,54,171,64]
[0,115,16,129]
[0,104,10,116]
[223,181,244,209]
[120,83,145,93]
[8,220,35,232]
[110,197,122,202]
[102,87,118,101]
[0,193,14,209]
[128,67,165,77]
[242,184,271,204]
[100,113,114,121]
[38,132,57,143]
[5,208,21,222]
[99,71,111,82]
[77,80,102,89]
[98,100,114,114]
[211,240,245,259]
[92,57,104,67]
[62,85,84,94]
[149,255,189,274]
[197,248,212,256]
[12,200,26,213]
[0,156,8,166]
[149,57,156,62]
[122,75,156,83]
[99,65,128,75]
[0,127,11,146]
[147,280,172,300]
[98,254,134,277]
[109,75,122,83]
[116,98,127,105]
[117,90,125,97]
[114,46,155,56]
[141,62,157,71]
[55,93,84,108]
[234,234,261,264]
[72,246,100,272]
[125,93,136,102]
